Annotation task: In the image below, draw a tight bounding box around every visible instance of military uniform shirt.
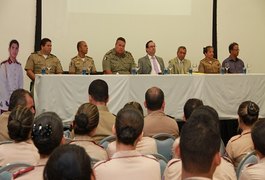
[198,57,220,73]
[0,59,23,111]
[25,51,63,74]
[69,55,96,74]
[102,48,135,74]
[239,157,265,180]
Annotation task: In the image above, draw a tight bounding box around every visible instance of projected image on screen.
[43,0,212,71]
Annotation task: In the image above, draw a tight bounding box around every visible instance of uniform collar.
[7,58,19,64]
[112,150,141,159]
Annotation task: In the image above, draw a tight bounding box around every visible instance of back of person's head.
[115,108,144,146]
[251,119,265,156]
[74,103,99,135]
[8,89,31,111]
[8,106,34,142]
[180,111,221,175]
[145,87,164,111]
[183,98,203,120]
[88,79,108,102]
[238,101,259,126]
[43,144,94,180]
[124,101,144,116]
[32,112,64,155]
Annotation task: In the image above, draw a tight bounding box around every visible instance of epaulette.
[93,159,110,169]
[71,56,78,60]
[222,155,233,164]
[31,51,38,55]
[49,53,57,58]
[0,60,8,65]
[13,166,35,179]
[85,55,93,59]
[142,154,159,162]
[167,158,181,168]
[105,49,113,55]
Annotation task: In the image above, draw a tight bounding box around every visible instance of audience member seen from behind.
[143,86,179,138]
[107,101,157,157]
[226,101,259,168]
[0,40,23,114]
[17,112,65,180]
[94,108,161,180]
[88,79,116,143]
[0,106,39,166]
[44,144,95,180]
[222,42,245,73]
[164,106,236,180]
[240,119,265,180]
[0,89,35,141]
[180,109,221,179]
[198,46,220,73]
[70,103,108,161]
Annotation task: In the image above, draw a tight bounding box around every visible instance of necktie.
[179,61,184,74]
[152,56,159,74]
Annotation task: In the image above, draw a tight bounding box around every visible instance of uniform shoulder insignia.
[105,49,113,55]
[86,55,93,59]
[71,56,78,60]
[93,159,110,169]
[0,60,8,65]
[229,134,241,143]
[142,154,159,162]
[50,53,57,58]
[167,158,181,168]
[31,51,38,55]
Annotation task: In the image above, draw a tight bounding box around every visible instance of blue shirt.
[222,56,245,73]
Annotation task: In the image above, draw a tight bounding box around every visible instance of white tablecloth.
[34,74,265,122]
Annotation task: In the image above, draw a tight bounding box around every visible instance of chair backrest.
[236,151,258,178]
[151,153,168,178]
[99,135,116,149]
[0,162,34,179]
[152,133,176,161]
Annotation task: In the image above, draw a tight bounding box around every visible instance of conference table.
[34,73,265,122]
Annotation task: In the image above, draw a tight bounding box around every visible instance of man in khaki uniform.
[143,87,179,138]
[88,79,116,143]
[25,38,63,81]
[94,108,161,180]
[102,37,135,74]
[138,40,165,74]
[69,41,96,74]
[198,46,220,73]
[240,119,265,180]
[0,89,35,141]
[168,46,191,74]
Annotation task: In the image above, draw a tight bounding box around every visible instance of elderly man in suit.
[138,40,165,74]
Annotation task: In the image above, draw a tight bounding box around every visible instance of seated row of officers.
[24,37,244,81]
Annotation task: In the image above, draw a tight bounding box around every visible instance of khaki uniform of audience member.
[198,58,220,73]
[0,140,39,166]
[239,158,265,180]
[25,51,63,74]
[69,55,96,74]
[94,150,161,180]
[16,158,47,180]
[70,135,108,161]
[102,49,135,74]
[168,58,191,74]
[143,111,179,138]
[0,111,11,141]
[163,157,236,180]
[226,129,254,168]
[92,105,116,143]
[107,137,157,157]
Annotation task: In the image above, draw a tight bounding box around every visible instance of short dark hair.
[145,40,153,48]
[229,42,238,53]
[44,144,94,180]
[115,108,144,145]
[180,108,221,174]
[203,46,213,54]
[9,39,19,48]
[74,103,99,135]
[252,119,265,155]
[88,79,109,102]
[238,101,259,126]
[8,89,31,111]
[76,41,85,51]
[183,98,203,120]
[124,101,144,116]
[177,46,186,52]
[145,87,164,111]
[40,38,51,47]
[32,112,64,155]
[8,106,34,142]
[116,37,126,44]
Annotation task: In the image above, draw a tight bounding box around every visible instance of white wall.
[218,0,265,72]
[0,0,36,90]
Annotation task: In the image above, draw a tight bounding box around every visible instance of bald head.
[145,87,164,111]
